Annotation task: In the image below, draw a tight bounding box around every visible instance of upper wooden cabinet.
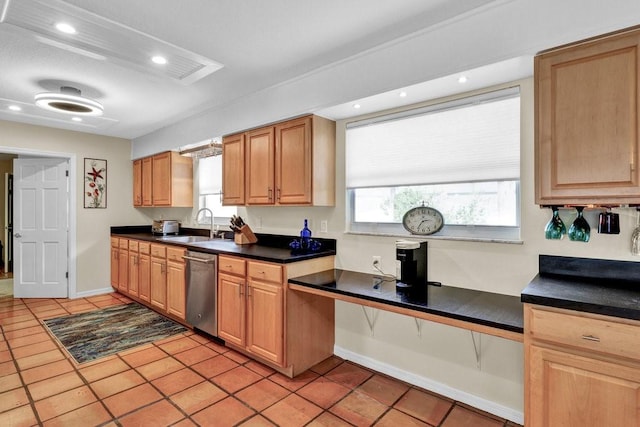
[535,26,640,205]
[222,115,336,206]
[132,151,193,207]
[221,133,246,205]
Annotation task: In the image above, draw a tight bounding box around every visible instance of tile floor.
[0,288,523,426]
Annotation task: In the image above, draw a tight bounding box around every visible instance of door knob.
[14,233,22,238]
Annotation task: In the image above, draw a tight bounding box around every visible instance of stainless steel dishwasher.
[184,251,218,337]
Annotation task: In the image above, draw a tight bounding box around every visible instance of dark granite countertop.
[289,269,524,334]
[521,255,640,321]
[111,226,336,264]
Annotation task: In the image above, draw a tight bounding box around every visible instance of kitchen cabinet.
[217,254,335,376]
[117,238,128,292]
[127,240,139,297]
[245,126,275,205]
[535,26,640,205]
[150,244,167,311]
[132,151,193,207]
[218,255,247,346]
[222,114,336,206]
[110,237,119,289]
[166,247,186,320]
[133,159,142,207]
[138,242,151,302]
[218,257,283,364]
[142,157,152,206]
[222,133,245,205]
[524,304,640,426]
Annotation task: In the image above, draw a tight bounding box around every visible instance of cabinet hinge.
[65,170,69,177]
[65,272,68,279]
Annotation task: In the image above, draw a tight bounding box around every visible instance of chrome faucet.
[195,207,215,238]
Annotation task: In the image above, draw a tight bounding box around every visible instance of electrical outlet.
[372,256,381,272]
[320,220,328,233]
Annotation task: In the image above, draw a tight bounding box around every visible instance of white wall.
[0,120,150,295]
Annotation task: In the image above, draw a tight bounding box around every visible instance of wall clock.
[402,204,444,235]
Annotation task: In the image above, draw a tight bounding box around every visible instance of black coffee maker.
[395,240,427,297]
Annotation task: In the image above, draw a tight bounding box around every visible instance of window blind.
[198,155,222,194]
[345,87,520,189]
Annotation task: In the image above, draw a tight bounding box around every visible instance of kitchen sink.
[158,235,212,243]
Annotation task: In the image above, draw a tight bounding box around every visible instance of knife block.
[234,224,258,245]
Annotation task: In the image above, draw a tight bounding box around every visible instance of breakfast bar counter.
[289,269,524,342]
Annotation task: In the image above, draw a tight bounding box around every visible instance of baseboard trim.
[334,345,524,425]
[72,287,115,299]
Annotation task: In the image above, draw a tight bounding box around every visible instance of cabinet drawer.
[119,238,129,249]
[111,237,119,248]
[528,306,640,360]
[128,240,139,252]
[139,242,150,255]
[167,247,185,263]
[248,261,282,283]
[219,256,246,276]
[150,244,166,258]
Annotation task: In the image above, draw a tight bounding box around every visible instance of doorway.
[0,146,77,299]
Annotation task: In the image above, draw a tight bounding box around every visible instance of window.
[346,86,521,240]
[197,155,236,224]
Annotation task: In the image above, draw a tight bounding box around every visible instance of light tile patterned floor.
[0,287,523,426]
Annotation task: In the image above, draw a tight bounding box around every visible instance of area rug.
[43,303,187,364]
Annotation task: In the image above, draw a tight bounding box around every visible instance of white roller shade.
[346,87,520,188]
[198,155,222,194]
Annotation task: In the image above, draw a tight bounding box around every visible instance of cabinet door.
[118,248,128,292]
[275,116,312,205]
[150,257,167,310]
[166,260,186,320]
[217,273,246,346]
[246,126,275,205]
[152,152,172,206]
[142,157,153,206]
[110,247,119,289]
[133,159,142,207]
[138,254,151,302]
[536,29,640,204]
[222,133,245,205]
[528,344,640,427]
[246,278,284,365]
[128,252,139,297]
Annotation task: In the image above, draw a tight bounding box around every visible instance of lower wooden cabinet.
[111,237,187,323]
[150,244,167,311]
[138,242,151,303]
[525,304,640,427]
[217,254,335,377]
[166,247,186,320]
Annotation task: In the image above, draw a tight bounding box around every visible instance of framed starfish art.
[84,158,107,208]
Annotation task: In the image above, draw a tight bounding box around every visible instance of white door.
[13,158,68,298]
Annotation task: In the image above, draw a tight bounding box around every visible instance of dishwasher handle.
[182,255,216,264]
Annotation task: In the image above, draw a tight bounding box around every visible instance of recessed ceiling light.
[151,55,167,65]
[8,105,21,111]
[35,86,103,116]
[71,117,83,122]
[55,22,76,34]
[458,75,468,84]
[399,91,407,98]
[353,103,361,109]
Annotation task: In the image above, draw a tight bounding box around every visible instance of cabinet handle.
[247,285,252,297]
[239,282,244,296]
[581,334,600,342]
[268,187,273,202]
[276,187,281,201]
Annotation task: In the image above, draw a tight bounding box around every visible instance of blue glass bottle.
[300,219,312,249]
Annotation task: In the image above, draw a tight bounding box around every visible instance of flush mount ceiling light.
[55,22,76,34]
[151,55,167,65]
[34,86,103,116]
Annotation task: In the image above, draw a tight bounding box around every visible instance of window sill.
[344,230,524,245]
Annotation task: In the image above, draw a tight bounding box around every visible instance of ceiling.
[0,0,509,140]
